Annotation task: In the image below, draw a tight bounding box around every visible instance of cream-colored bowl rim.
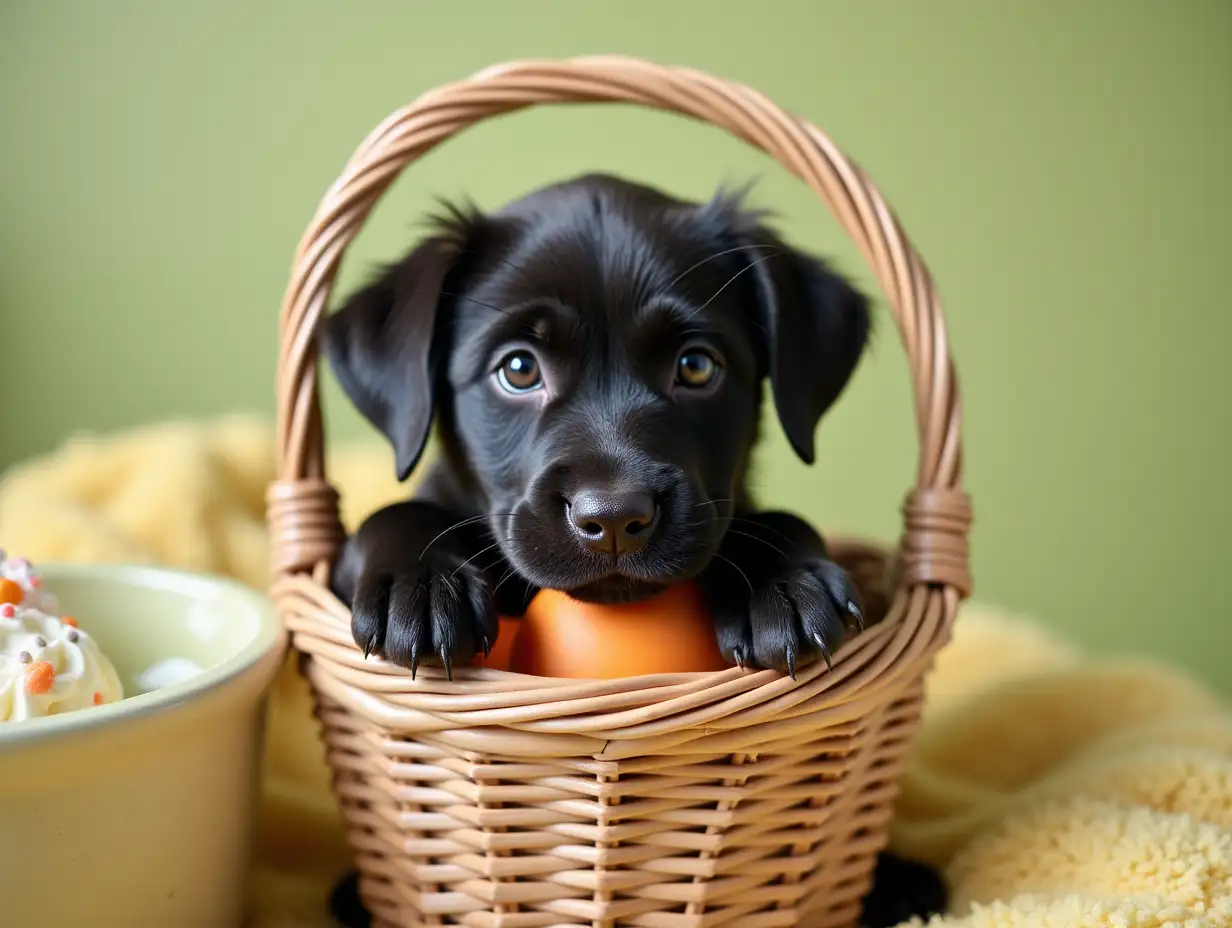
[0,563,286,747]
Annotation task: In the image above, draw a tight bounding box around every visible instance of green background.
[1,1,1228,691]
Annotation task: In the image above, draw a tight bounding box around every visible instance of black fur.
[322,174,945,924]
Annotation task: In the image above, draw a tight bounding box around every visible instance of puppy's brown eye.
[496,351,542,393]
[676,350,720,389]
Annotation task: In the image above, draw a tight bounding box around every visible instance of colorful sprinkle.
[0,604,14,619]
[93,692,104,706]
[16,650,31,663]
[61,616,78,628]
[25,661,55,695]
[34,636,46,649]
[0,579,24,606]
[67,630,80,643]
[29,576,42,589]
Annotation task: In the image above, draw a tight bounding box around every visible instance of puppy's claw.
[811,633,834,671]
[480,632,492,659]
[409,644,420,681]
[440,647,453,682]
[362,632,378,660]
[732,647,746,670]
[847,600,865,631]
[785,644,797,680]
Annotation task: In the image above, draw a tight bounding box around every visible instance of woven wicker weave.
[267,56,972,928]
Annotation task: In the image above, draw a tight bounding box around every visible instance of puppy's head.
[323,175,869,602]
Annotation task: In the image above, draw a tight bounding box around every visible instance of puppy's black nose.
[567,490,659,557]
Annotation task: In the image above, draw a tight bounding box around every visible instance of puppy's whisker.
[449,539,510,578]
[665,243,780,291]
[418,513,515,560]
[440,290,514,318]
[418,515,489,559]
[693,497,734,510]
[687,251,781,321]
[687,515,797,548]
[453,247,535,281]
[494,254,535,279]
[719,528,789,560]
[728,517,796,546]
[464,526,546,579]
[491,566,521,599]
[712,553,754,597]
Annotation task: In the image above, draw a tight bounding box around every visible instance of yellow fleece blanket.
[1,416,1228,928]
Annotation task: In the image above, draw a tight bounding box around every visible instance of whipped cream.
[0,550,59,614]
[0,607,125,722]
[0,552,124,723]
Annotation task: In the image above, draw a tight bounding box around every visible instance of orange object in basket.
[470,615,520,671]
[507,582,729,679]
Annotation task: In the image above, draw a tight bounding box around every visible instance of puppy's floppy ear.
[321,211,474,481]
[712,201,870,465]
[746,226,870,463]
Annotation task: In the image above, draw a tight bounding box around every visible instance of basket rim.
[277,537,945,740]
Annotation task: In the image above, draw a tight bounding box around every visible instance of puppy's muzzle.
[565,489,661,558]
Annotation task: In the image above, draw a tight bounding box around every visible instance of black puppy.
[325,173,870,677]
[322,174,946,926]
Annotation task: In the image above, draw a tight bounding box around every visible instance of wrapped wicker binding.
[267,56,972,928]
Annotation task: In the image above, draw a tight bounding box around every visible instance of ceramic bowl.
[0,564,286,928]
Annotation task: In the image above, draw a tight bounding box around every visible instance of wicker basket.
[267,56,972,928]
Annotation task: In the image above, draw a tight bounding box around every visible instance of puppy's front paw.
[350,553,498,679]
[713,558,863,677]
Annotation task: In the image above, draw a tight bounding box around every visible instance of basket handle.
[268,56,972,598]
